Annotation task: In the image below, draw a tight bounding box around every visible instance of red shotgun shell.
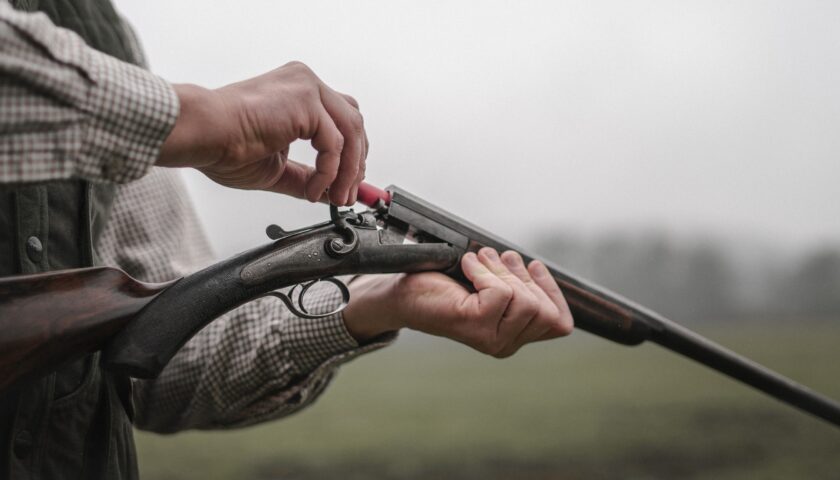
[357,182,391,207]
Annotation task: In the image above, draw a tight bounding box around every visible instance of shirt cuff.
[283,281,397,374]
[78,51,179,183]
[221,284,398,428]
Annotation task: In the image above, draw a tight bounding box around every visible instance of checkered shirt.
[1,2,394,433]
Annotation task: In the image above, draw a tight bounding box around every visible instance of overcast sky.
[114,0,839,258]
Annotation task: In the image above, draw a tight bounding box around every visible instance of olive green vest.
[1,1,142,478]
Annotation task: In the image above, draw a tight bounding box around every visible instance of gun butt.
[0,267,167,393]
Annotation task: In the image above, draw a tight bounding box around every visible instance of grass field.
[136,321,840,479]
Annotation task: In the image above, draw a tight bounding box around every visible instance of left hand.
[159,62,368,205]
[342,248,574,358]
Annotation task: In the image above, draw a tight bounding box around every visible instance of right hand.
[342,248,574,356]
[158,61,368,206]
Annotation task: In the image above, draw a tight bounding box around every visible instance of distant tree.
[785,249,840,317]
[533,231,736,322]
[680,244,735,321]
[532,229,840,323]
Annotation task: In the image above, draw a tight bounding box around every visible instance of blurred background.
[114,1,840,478]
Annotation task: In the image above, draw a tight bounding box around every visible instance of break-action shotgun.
[0,182,838,429]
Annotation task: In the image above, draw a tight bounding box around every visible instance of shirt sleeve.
[0,3,178,184]
[96,168,395,433]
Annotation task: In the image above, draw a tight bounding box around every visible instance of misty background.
[113,0,840,322]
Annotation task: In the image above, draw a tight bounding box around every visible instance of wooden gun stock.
[0,209,461,391]
[0,268,170,392]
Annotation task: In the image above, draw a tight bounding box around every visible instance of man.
[0,1,573,478]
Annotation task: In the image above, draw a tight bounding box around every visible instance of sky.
[113,0,840,258]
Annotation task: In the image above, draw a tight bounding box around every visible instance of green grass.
[136,322,840,479]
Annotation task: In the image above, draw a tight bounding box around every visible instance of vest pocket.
[52,354,97,401]
[39,360,102,479]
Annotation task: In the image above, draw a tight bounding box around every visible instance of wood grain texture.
[0,267,171,392]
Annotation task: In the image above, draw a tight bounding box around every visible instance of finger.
[492,256,565,353]
[267,158,329,201]
[350,130,367,204]
[500,319,551,357]
[477,247,514,278]
[340,92,367,205]
[461,251,509,296]
[528,260,569,316]
[340,93,359,109]
[500,251,537,285]
[363,130,370,159]
[320,88,364,205]
[306,110,343,202]
[349,153,365,204]
[344,133,365,205]
[460,252,513,321]
[477,248,540,356]
[349,183,360,205]
[501,250,558,312]
[528,260,574,337]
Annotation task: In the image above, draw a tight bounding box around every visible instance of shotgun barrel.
[372,184,840,428]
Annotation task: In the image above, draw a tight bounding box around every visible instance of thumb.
[267,158,326,202]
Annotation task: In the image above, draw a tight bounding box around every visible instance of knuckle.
[478,334,505,357]
[333,133,345,152]
[476,337,497,356]
[492,345,516,359]
[350,111,364,132]
[285,60,311,73]
[499,284,515,301]
[522,297,541,318]
[346,161,360,179]
[553,312,575,337]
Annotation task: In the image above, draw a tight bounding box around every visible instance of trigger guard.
[263,277,350,319]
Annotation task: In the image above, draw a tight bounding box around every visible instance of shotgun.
[0,183,838,429]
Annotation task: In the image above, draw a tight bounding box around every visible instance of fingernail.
[502,250,522,267]
[483,248,499,260]
[461,252,477,266]
[502,253,516,267]
[533,261,548,278]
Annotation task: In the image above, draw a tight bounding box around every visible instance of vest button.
[26,236,43,263]
[13,429,33,459]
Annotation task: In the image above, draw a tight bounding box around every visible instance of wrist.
[158,84,232,169]
[342,274,405,343]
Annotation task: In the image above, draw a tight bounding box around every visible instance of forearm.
[132,287,395,433]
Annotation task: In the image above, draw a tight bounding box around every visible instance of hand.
[158,61,368,205]
[342,248,574,358]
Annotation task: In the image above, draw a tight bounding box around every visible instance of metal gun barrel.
[373,182,840,429]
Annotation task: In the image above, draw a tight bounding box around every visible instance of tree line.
[531,231,840,322]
